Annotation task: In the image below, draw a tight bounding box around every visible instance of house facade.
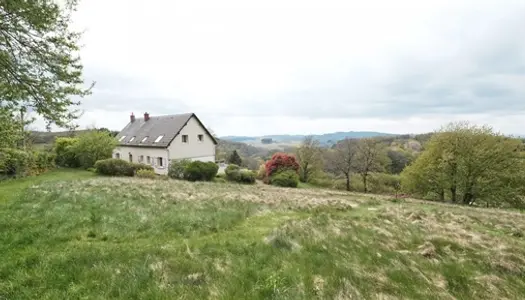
[113,112,217,175]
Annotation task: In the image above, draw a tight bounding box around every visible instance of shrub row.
[225,164,256,184]
[0,148,56,178]
[168,159,219,182]
[94,158,153,177]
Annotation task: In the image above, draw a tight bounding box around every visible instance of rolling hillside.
[221,131,396,146]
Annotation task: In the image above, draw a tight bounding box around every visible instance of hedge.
[168,159,191,179]
[270,170,299,188]
[225,164,256,184]
[183,161,218,181]
[94,159,134,176]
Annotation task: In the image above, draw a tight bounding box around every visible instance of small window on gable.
[154,135,164,143]
[198,134,203,142]
[118,136,126,142]
[141,136,148,143]
[182,135,188,143]
[129,136,135,142]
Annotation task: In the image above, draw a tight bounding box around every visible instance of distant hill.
[221,131,397,146]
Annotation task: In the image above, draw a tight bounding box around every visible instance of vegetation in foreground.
[1,172,525,299]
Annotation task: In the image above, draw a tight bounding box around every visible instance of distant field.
[1,171,525,299]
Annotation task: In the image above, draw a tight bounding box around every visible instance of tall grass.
[1,174,524,299]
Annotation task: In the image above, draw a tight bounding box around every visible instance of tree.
[70,130,117,169]
[387,149,412,174]
[354,138,389,193]
[227,150,242,166]
[325,138,358,191]
[295,135,322,182]
[401,121,525,208]
[0,0,93,128]
[264,152,299,178]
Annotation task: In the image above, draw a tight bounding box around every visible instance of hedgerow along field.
[1,171,525,299]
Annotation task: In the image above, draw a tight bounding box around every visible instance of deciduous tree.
[354,138,389,193]
[295,135,322,182]
[325,138,358,191]
[0,0,92,128]
[401,121,525,208]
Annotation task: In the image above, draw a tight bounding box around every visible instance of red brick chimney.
[144,112,150,121]
[130,112,135,122]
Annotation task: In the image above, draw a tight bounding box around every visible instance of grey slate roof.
[115,113,217,148]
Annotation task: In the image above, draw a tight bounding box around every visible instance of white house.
[113,112,218,175]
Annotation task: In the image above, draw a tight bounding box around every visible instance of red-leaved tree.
[264,152,300,178]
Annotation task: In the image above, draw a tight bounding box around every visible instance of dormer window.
[128,136,135,142]
[141,136,148,143]
[154,135,164,143]
[118,136,126,142]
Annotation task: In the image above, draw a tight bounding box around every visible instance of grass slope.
[0,169,95,203]
[1,172,525,299]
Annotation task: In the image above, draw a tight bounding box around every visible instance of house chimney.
[144,112,150,121]
[130,112,135,122]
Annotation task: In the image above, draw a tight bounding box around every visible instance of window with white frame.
[157,157,163,167]
[147,156,151,164]
[198,134,203,142]
[139,155,144,163]
[115,153,120,159]
[182,135,188,143]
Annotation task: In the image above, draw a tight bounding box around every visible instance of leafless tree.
[354,138,388,192]
[325,138,359,191]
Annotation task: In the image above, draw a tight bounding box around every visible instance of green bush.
[86,167,96,172]
[368,173,401,194]
[0,148,32,177]
[307,171,336,188]
[270,170,299,188]
[239,169,256,184]
[224,164,256,184]
[225,164,241,181]
[33,151,56,174]
[168,159,191,179]
[53,137,80,167]
[136,169,156,179]
[94,158,134,176]
[131,163,154,173]
[183,161,218,182]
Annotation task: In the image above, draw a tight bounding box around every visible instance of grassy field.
[1,171,525,299]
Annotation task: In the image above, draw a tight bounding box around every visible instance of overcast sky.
[41,0,525,136]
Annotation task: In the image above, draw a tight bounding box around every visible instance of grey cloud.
[210,5,525,121]
[79,67,190,115]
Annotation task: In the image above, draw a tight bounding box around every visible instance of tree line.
[291,122,525,209]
